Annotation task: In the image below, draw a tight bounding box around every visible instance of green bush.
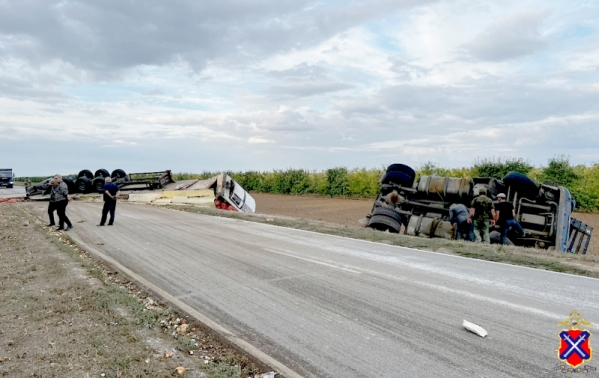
[83,157,599,212]
[473,157,533,178]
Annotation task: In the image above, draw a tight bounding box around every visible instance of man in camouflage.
[469,187,495,244]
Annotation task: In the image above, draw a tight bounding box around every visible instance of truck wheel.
[75,177,91,193]
[381,171,414,188]
[94,169,110,178]
[93,177,106,193]
[368,215,401,233]
[386,164,416,180]
[111,169,127,179]
[503,172,539,200]
[7,184,13,189]
[371,207,403,223]
[78,170,94,180]
[63,178,76,194]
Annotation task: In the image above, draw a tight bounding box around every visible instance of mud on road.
[252,193,599,256]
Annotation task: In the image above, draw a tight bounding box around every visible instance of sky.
[1,0,599,176]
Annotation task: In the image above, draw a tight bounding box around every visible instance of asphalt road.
[0,185,26,199]
[26,202,599,377]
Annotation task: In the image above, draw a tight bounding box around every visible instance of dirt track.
[252,193,599,256]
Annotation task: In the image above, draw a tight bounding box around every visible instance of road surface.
[26,202,599,377]
[0,186,26,199]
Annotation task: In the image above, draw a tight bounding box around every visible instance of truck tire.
[75,177,91,193]
[94,169,110,178]
[386,164,416,180]
[78,170,94,180]
[63,178,76,194]
[111,169,127,180]
[371,207,403,223]
[503,172,538,200]
[92,177,106,193]
[381,171,414,188]
[368,214,401,233]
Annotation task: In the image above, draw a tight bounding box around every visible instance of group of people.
[45,175,121,230]
[449,188,526,245]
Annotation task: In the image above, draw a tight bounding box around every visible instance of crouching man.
[449,203,473,241]
[495,193,526,245]
[98,177,120,226]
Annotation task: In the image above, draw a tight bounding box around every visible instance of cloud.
[248,137,275,144]
[463,11,550,61]
[269,81,353,97]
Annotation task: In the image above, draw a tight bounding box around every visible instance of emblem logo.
[557,311,593,369]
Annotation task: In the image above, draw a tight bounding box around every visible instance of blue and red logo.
[556,311,594,371]
[558,329,592,368]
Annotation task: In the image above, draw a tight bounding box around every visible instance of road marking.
[263,248,361,274]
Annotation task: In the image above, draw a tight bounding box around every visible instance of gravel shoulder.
[0,203,265,377]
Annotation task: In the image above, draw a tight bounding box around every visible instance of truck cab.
[0,169,14,188]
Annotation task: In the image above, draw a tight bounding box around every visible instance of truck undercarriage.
[364,164,593,254]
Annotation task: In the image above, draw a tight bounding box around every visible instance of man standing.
[46,179,58,227]
[469,188,495,244]
[495,193,526,245]
[53,175,73,231]
[24,177,31,193]
[98,177,120,226]
[449,203,473,241]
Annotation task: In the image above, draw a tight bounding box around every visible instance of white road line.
[263,248,361,274]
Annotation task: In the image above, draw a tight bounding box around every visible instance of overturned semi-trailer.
[362,164,593,254]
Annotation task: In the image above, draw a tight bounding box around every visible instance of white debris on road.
[463,320,488,338]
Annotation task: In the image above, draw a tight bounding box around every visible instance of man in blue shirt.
[98,177,120,226]
[449,203,473,241]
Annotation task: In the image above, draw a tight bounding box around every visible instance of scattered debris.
[176,366,186,375]
[261,372,277,378]
[164,351,173,359]
[463,320,488,338]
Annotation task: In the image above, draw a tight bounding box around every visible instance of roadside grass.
[162,204,599,278]
[0,203,265,378]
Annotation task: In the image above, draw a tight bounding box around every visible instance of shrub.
[473,157,533,179]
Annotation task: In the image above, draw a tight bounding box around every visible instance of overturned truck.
[363,164,593,254]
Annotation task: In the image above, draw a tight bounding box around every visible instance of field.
[251,193,599,256]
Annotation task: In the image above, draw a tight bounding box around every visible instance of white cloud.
[248,137,276,144]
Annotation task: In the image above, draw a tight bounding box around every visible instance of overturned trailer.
[363,164,593,254]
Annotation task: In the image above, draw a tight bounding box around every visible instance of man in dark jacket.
[46,179,58,227]
[98,177,120,226]
[495,193,526,245]
[53,175,73,231]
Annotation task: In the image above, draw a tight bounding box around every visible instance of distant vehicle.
[28,176,76,196]
[363,163,593,254]
[28,169,174,196]
[74,168,174,193]
[0,169,15,188]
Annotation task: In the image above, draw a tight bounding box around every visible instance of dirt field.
[252,193,599,256]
